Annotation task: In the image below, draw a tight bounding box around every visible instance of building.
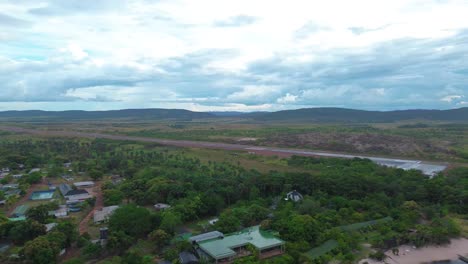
[194,226,285,263]
[286,190,303,202]
[59,183,91,201]
[12,174,23,179]
[208,218,219,225]
[45,223,58,232]
[179,251,199,264]
[0,172,9,179]
[189,231,224,244]
[1,184,19,191]
[73,181,95,188]
[94,205,119,223]
[111,175,124,185]
[154,203,171,211]
[49,205,68,218]
[29,168,41,174]
[59,184,72,196]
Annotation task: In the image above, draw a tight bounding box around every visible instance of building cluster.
[160,226,285,264]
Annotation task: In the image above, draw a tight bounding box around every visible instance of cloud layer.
[1,0,468,111]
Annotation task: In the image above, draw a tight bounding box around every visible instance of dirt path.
[359,238,468,264]
[78,181,103,235]
[0,126,448,176]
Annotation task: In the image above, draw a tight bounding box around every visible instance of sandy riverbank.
[359,238,468,264]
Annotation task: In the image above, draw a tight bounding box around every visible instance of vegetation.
[0,137,466,263]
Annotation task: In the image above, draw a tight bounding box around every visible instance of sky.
[1,0,468,112]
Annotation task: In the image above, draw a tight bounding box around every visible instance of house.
[194,226,285,263]
[73,181,95,188]
[94,206,119,223]
[0,172,9,179]
[12,174,23,179]
[179,251,199,264]
[59,184,91,201]
[66,189,91,201]
[61,175,74,182]
[286,190,303,202]
[63,162,72,168]
[189,231,224,244]
[154,203,171,211]
[45,223,58,232]
[1,168,10,173]
[1,184,19,190]
[208,218,219,225]
[5,189,21,198]
[59,183,72,196]
[49,205,68,218]
[110,175,123,185]
[29,168,41,174]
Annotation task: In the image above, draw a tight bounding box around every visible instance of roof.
[73,181,94,187]
[154,203,171,209]
[179,251,199,264]
[94,205,119,223]
[66,189,89,196]
[59,184,72,196]
[45,223,58,232]
[29,168,41,173]
[189,231,224,243]
[8,216,26,222]
[2,184,19,189]
[198,226,285,260]
[286,190,303,201]
[12,205,29,217]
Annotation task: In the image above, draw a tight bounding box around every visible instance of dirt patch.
[359,238,468,264]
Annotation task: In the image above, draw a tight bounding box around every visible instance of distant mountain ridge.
[254,107,468,122]
[0,107,467,122]
[0,109,214,120]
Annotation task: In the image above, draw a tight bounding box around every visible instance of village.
[0,138,466,264]
[0,161,295,264]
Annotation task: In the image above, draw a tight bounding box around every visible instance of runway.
[0,126,447,176]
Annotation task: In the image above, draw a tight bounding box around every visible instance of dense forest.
[0,139,466,264]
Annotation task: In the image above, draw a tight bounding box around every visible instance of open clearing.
[0,126,447,176]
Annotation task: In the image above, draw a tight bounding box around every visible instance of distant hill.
[253,107,468,123]
[0,109,214,121]
[0,107,467,123]
[209,111,267,117]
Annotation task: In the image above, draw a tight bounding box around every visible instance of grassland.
[5,118,467,163]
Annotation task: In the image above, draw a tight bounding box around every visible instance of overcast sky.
[1,0,468,111]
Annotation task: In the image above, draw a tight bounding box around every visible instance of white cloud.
[61,43,88,60]
[0,0,468,110]
[441,95,463,103]
[277,93,297,104]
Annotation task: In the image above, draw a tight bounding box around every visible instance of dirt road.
[79,181,103,234]
[0,126,447,176]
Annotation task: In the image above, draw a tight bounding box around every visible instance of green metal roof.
[8,216,26,222]
[198,226,285,260]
